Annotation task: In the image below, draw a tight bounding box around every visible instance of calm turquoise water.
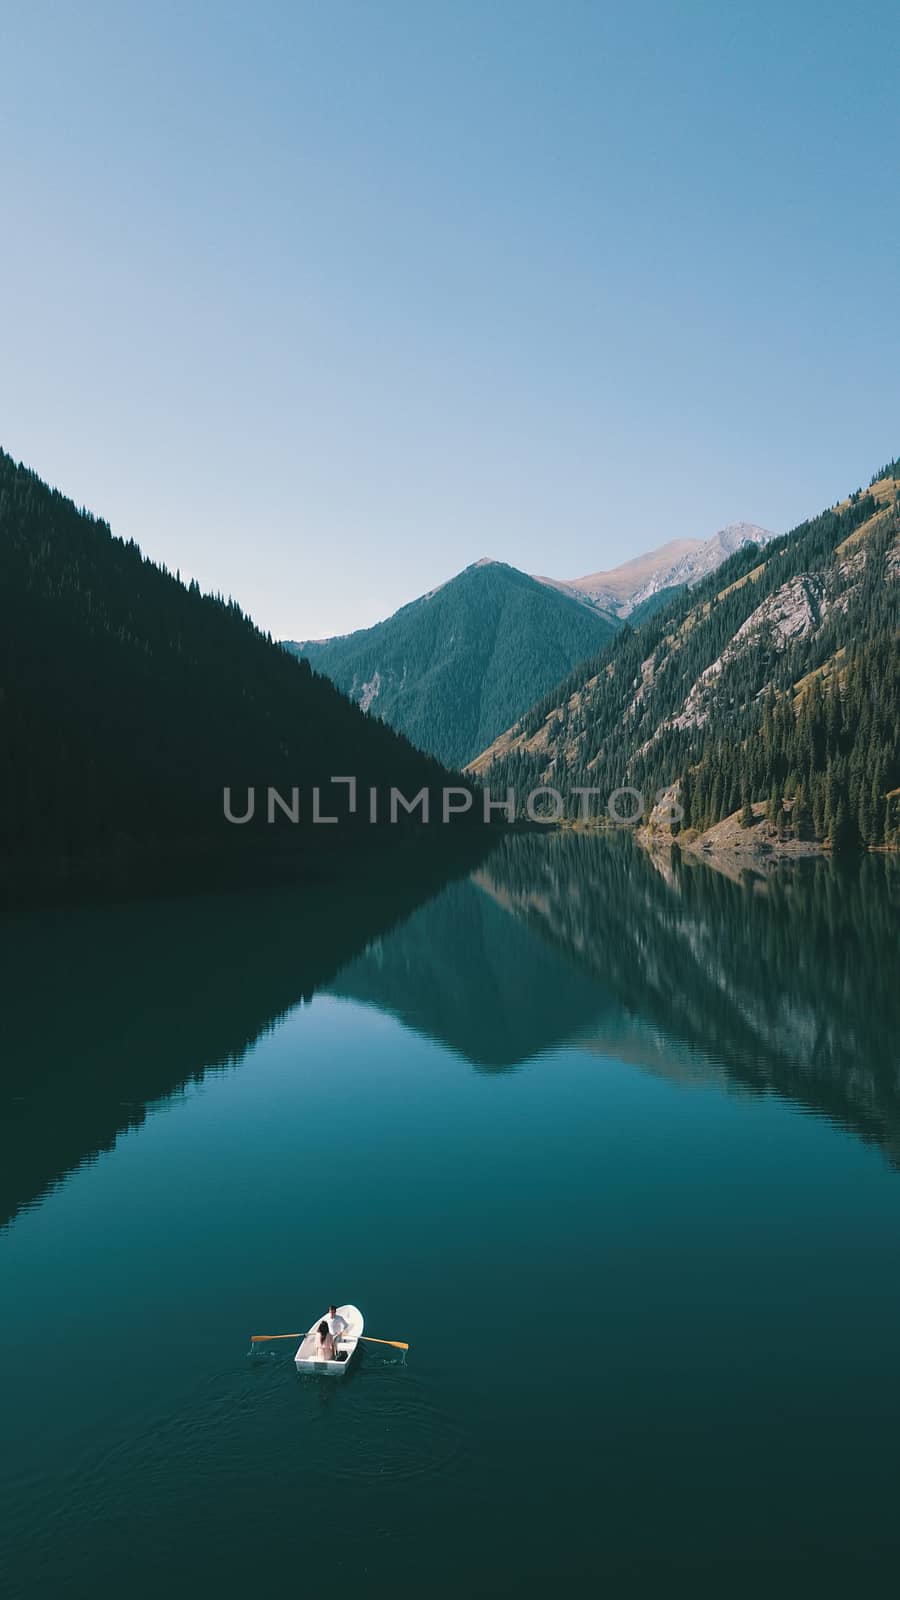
[2,835,900,1596]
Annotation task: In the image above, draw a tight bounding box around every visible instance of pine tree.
[794,781,812,840]
[831,798,856,852]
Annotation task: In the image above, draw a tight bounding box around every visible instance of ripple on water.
[324,1367,469,1487]
[7,1352,469,1559]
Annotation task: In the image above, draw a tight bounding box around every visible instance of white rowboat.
[294,1304,363,1375]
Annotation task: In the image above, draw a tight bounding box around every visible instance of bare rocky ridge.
[536,522,776,619]
[630,572,831,763]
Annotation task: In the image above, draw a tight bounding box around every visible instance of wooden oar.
[251,1332,409,1350]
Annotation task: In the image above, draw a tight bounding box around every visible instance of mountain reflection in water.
[3,832,899,1230]
[334,833,900,1157]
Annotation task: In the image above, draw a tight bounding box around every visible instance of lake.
[2,833,900,1596]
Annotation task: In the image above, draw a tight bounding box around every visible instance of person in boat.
[314,1320,335,1361]
[327,1305,348,1345]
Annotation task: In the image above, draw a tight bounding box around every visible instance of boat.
[294,1304,364,1375]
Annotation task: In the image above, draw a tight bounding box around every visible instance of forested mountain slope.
[472,461,900,848]
[0,449,458,895]
[286,559,616,767]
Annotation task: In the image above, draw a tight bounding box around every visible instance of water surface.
[2,835,900,1596]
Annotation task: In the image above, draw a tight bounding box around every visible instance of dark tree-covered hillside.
[0,449,465,895]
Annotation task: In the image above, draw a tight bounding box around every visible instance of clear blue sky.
[1,1,897,637]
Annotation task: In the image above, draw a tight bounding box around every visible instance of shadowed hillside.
[0,448,464,903]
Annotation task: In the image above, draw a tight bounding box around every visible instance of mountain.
[285,526,775,769]
[536,522,776,618]
[535,537,702,614]
[285,559,617,768]
[0,448,463,901]
[470,460,900,850]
